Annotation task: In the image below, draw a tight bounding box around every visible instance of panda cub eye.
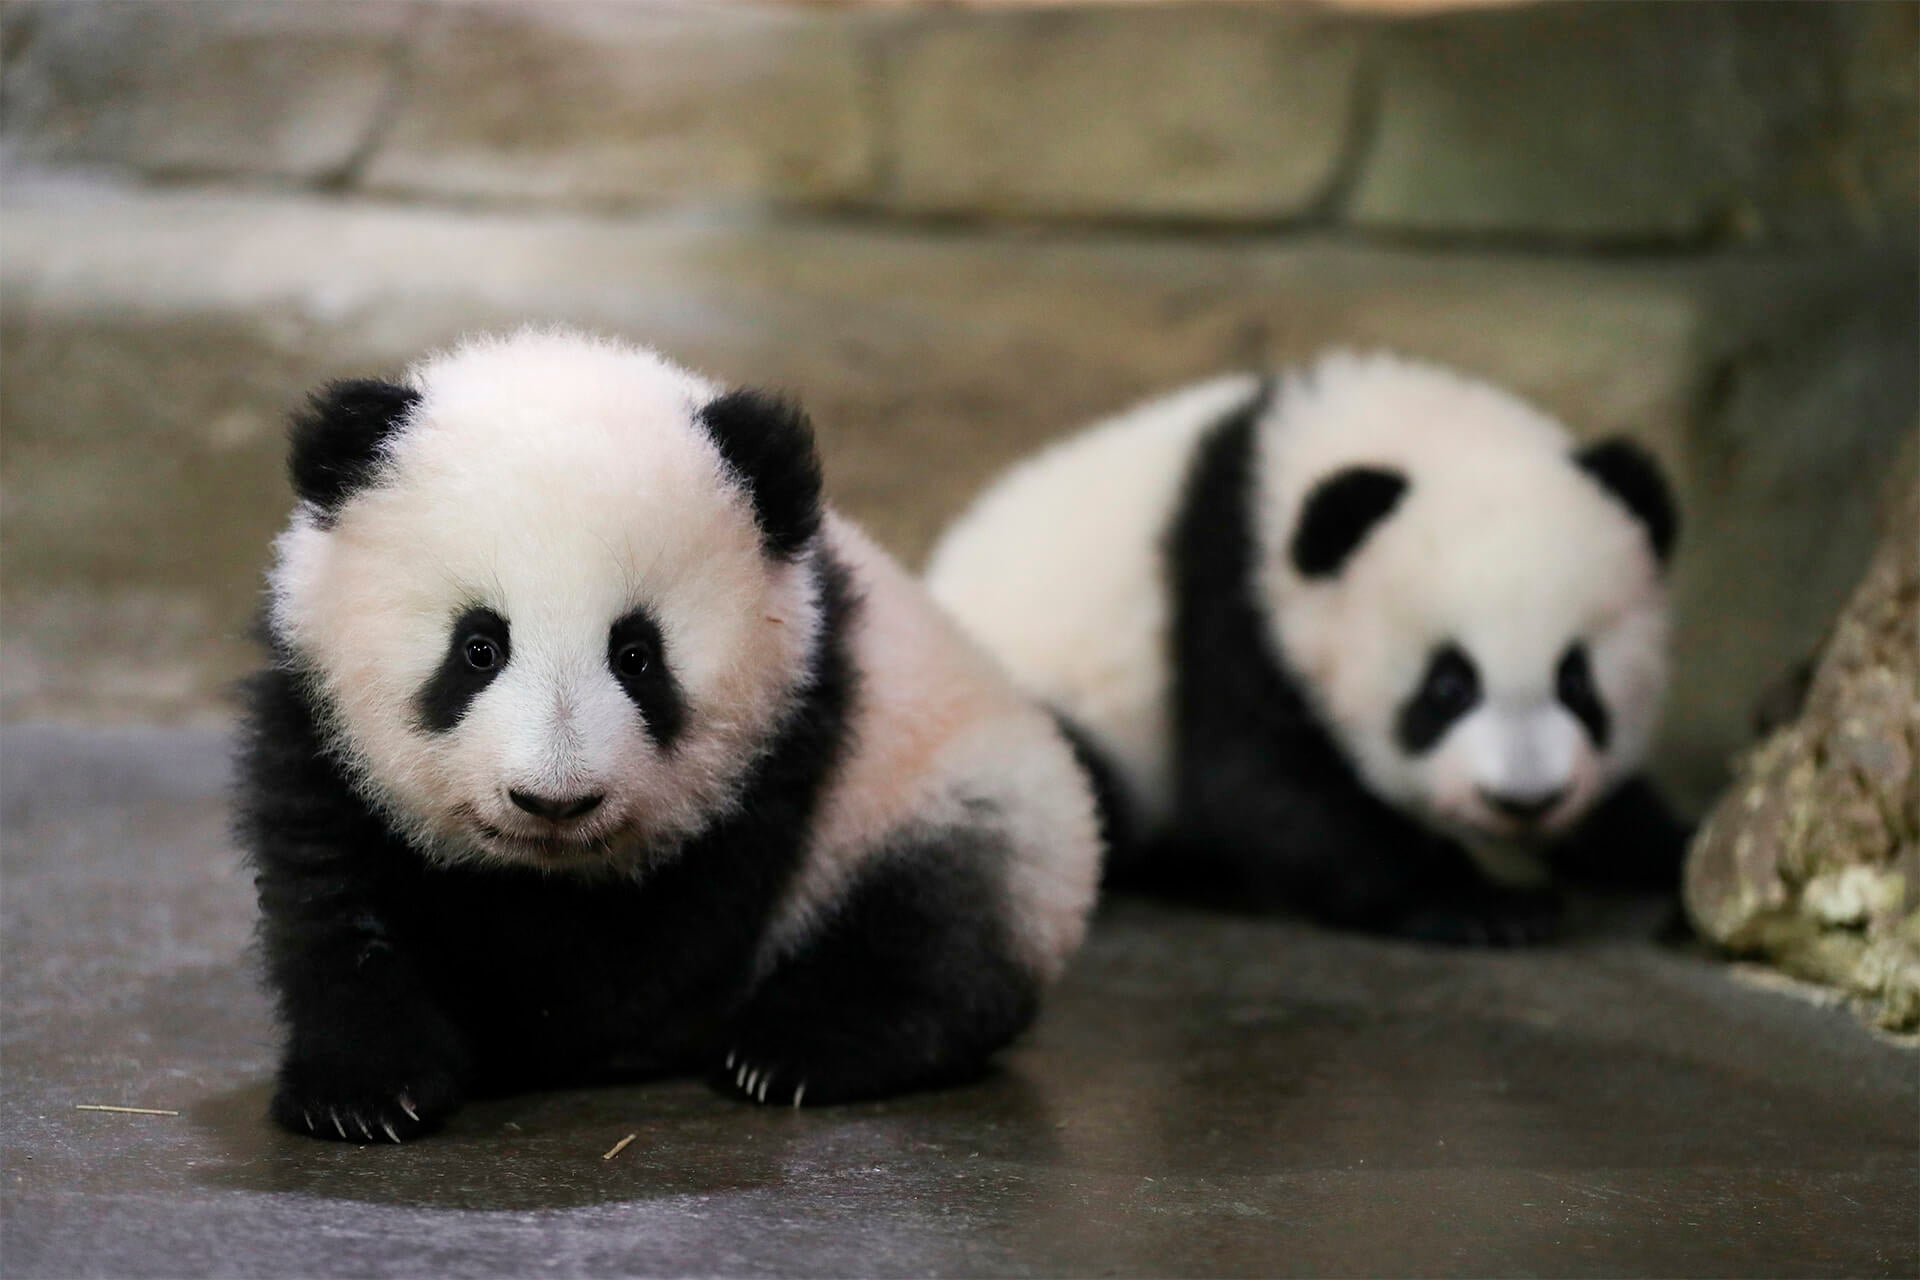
[464,636,502,671]
[607,608,686,748]
[614,640,652,678]
[1421,645,1479,715]
[1395,643,1481,755]
[414,606,510,735]
[1556,642,1611,748]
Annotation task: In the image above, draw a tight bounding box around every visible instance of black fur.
[242,545,1042,1140]
[413,607,510,734]
[1574,437,1678,566]
[1136,380,1564,946]
[714,825,1039,1107]
[289,380,418,524]
[698,389,825,560]
[1549,775,1691,891]
[1290,466,1409,579]
[608,606,685,749]
[1555,643,1611,749]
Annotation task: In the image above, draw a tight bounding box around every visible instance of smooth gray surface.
[2,723,1914,1278]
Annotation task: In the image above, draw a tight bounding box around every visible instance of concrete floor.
[3,723,1914,1278]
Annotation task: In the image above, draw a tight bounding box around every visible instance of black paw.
[1396,887,1564,947]
[271,1057,463,1143]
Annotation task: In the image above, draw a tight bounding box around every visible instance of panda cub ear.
[699,388,825,560]
[288,379,419,525]
[1574,437,1678,567]
[1291,466,1410,579]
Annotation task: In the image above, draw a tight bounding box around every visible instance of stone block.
[359,2,874,208]
[1350,1,1920,246]
[0,0,411,182]
[883,6,1360,219]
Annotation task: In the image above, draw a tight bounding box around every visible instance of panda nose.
[508,790,605,821]
[1477,786,1566,822]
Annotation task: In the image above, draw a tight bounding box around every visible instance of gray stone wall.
[2,0,1915,816]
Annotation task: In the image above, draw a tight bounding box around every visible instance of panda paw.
[711,1048,812,1108]
[271,1056,463,1143]
[1396,886,1564,948]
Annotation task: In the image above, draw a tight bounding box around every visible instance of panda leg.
[715,830,1039,1107]
[1171,742,1563,945]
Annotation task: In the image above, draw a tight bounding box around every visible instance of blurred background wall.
[1,0,1915,814]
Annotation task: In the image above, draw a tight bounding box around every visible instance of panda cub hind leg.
[715,830,1038,1108]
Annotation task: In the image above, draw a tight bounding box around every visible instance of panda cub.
[239,329,1101,1142]
[926,353,1686,945]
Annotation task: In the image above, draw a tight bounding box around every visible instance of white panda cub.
[926,352,1687,946]
[238,329,1101,1142]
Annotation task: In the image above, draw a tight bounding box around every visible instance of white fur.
[927,352,1669,847]
[270,328,1099,979]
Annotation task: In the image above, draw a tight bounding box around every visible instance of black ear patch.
[1291,467,1409,579]
[289,379,419,524]
[698,389,824,560]
[1575,437,1678,566]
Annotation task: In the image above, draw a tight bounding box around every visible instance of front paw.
[710,1046,814,1109]
[271,1056,463,1143]
[1396,886,1563,947]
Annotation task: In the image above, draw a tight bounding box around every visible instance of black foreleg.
[715,830,1040,1107]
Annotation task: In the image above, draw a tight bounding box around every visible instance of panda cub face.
[268,331,824,872]
[1266,360,1676,846]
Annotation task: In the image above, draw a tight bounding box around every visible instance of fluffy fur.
[926,352,1687,945]
[239,329,1101,1142]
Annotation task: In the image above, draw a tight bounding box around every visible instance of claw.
[302,1109,315,1132]
[735,1063,748,1089]
[382,1120,402,1144]
[330,1108,346,1139]
[793,1082,806,1109]
[725,1050,736,1070]
[756,1074,769,1103]
[354,1114,373,1142]
[398,1094,420,1123]
[745,1068,759,1095]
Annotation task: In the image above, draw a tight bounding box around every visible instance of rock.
[359,3,874,209]
[1686,447,1920,1032]
[883,7,1360,220]
[1349,2,1920,246]
[0,0,412,182]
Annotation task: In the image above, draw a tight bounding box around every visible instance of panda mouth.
[472,818,628,862]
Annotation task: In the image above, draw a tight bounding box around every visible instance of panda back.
[925,375,1262,830]
[765,514,1102,984]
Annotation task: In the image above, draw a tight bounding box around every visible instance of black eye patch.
[1395,643,1481,756]
[1556,643,1611,748]
[415,607,510,734]
[609,608,684,749]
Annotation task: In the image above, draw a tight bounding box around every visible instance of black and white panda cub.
[926,353,1687,945]
[239,329,1101,1142]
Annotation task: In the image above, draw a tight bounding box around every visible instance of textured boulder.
[1685,447,1920,1031]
